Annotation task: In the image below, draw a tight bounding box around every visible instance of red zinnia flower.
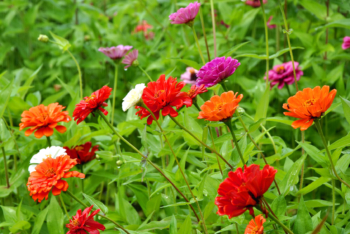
[135,74,192,124]
[73,86,112,124]
[64,142,99,164]
[245,214,266,234]
[187,84,207,99]
[66,205,106,234]
[27,155,85,202]
[215,164,277,218]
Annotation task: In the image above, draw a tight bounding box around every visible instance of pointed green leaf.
[82,193,108,215]
[293,196,313,234]
[46,196,64,234]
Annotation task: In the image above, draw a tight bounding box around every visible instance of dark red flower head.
[73,86,112,124]
[135,74,193,124]
[66,205,105,234]
[187,84,207,99]
[215,164,277,218]
[64,142,99,164]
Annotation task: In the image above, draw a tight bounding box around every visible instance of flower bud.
[38,34,49,42]
[237,107,245,114]
[84,35,91,41]
[96,154,100,159]
[132,59,139,67]
[116,160,123,166]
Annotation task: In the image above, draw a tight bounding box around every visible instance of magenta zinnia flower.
[169,2,200,25]
[267,16,276,29]
[265,61,303,89]
[98,45,132,60]
[181,67,199,85]
[196,57,240,88]
[122,50,138,69]
[342,36,350,50]
[245,0,267,7]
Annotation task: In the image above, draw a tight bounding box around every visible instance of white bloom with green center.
[122,83,146,111]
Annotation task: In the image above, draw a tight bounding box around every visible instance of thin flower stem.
[192,26,206,65]
[59,194,70,220]
[221,81,229,92]
[1,146,10,188]
[209,127,223,176]
[81,165,84,194]
[314,119,350,189]
[67,50,83,100]
[2,116,20,171]
[224,119,245,166]
[262,197,289,234]
[199,3,211,61]
[46,136,51,147]
[332,179,335,225]
[235,223,239,234]
[111,64,118,125]
[210,0,217,58]
[142,105,208,234]
[170,116,234,170]
[138,66,153,82]
[259,0,269,88]
[96,111,201,222]
[66,190,130,234]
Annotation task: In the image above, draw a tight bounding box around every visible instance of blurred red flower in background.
[64,142,99,164]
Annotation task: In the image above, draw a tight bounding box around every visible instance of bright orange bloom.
[244,214,266,234]
[283,86,337,131]
[198,91,243,121]
[27,155,85,202]
[19,103,71,138]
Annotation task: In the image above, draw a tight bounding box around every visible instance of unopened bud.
[84,35,91,41]
[116,160,123,166]
[132,59,139,67]
[38,34,49,42]
[96,154,100,159]
[237,107,245,113]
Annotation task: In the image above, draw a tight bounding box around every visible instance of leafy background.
[1,0,350,233]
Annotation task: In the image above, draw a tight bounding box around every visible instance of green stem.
[66,190,130,233]
[199,2,211,61]
[59,194,70,219]
[332,179,335,225]
[314,119,350,189]
[46,136,51,147]
[210,0,217,58]
[2,116,20,171]
[224,119,245,166]
[81,165,84,194]
[267,210,294,234]
[170,116,234,170]
[209,127,223,176]
[138,65,153,82]
[67,50,83,99]
[96,111,201,222]
[221,81,228,92]
[111,63,118,125]
[192,25,206,65]
[1,146,10,188]
[259,0,269,88]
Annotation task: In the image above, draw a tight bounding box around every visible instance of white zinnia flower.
[122,83,146,111]
[28,146,67,173]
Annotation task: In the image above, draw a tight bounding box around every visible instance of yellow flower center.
[251,226,259,234]
[71,219,79,226]
[45,167,56,177]
[75,146,84,151]
[276,65,285,74]
[215,103,224,111]
[85,95,96,103]
[154,90,165,98]
[303,99,316,107]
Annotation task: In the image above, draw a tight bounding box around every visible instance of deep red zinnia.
[215,164,277,218]
[64,142,99,164]
[66,205,105,234]
[73,86,112,124]
[135,74,192,124]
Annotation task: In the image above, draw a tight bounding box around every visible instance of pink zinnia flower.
[181,67,199,85]
[98,45,132,60]
[196,57,240,88]
[169,2,200,25]
[265,61,303,89]
[245,0,267,8]
[342,36,350,50]
[267,16,276,29]
[122,50,138,69]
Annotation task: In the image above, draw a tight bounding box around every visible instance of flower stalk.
[138,65,153,82]
[259,0,269,88]
[59,194,70,219]
[199,3,211,61]
[210,0,217,57]
[1,146,10,188]
[67,50,83,100]
[46,136,52,147]
[111,63,119,125]
[192,25,206,64]
[224,119,245,166]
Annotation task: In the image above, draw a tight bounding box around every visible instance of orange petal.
[55,125,67,134]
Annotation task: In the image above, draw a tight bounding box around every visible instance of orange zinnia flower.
[283,86,337,131]
[244,214,266,234]
[27,155,85,202]
[198,91,243,121]
[19,103,71,138]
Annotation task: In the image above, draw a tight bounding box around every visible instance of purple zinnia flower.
[180,67,199,85]
[265,61,303,89]
[196,57,241,88]
[122,50,139,69]
[98,45,132,60]
[342,36,350,50]
[267,16,276,29]
[245,0,267,8]
[169,2,200,25]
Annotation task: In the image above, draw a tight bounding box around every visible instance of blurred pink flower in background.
[181,67,199,85]
[122,50,139,69]
[265,61,303,89]
[245,0,267,8]
[267,16,276,29]
[342,36,350,50]
[169,2,200,25]
[98,45,132,60]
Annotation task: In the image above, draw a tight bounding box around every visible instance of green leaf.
[322,19,350,29]
[328,133,350,150]
[234,47,303,60]
[169,215,177,234]
[222,41,250,57]
[293,197,314,234]
[271,195,287,218]
[50,31,71,51]
[297,177,331,196]
[298,141,328,167]
[9,220,31,233]
[46,196,64,234]
[19,65,42,98]
[82,193,108,215]
[254,87,270,121]
[172,59,201,70]
[0,78,13,118]
[299,0,327,20]
[178,215,192,234]
[32,207,49,234]
[341,97,350,126]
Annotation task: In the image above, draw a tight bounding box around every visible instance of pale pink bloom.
[98,45,132,60]
[342,36,350,50]
[169,2,200,25]
[122,50,138,69]
[181,67,199,85]
[267,16,276,29]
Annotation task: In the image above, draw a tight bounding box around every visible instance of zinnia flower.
[245,215,266,234]
[245,0,267,7]
[187,84,207,99]
[342,36,350,50]
[196,57,240,88]
[98,45,132,60]
[122,83,146,111]
[215,164,277,218]
[27,155,85,202]
[134,20,153,33]
[28,146,67,173]
[122,50,139,69]
[169,2,200,25]
[73,86,112,124]
[181,67,199,85]
[19,103,71,138]
[265,61,303,89]
[283,86,337,131]
[198,91,243,121]
[136,74,192,124]
[66,205,106,234]
[267,16,276,29]
[64,142,99,164]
